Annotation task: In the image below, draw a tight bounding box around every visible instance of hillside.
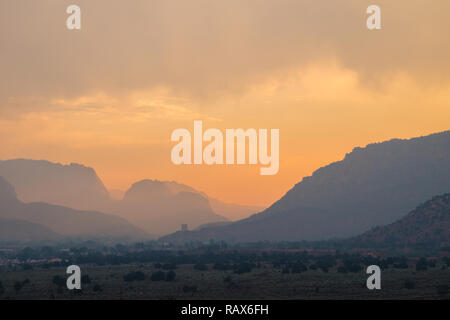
[354,193,450,247]
[0,160,261,235]
[0,159,110,211]
[0,176,149,240]
[0,218,62,242]
[110,180,228,235]
[162,130,450,242]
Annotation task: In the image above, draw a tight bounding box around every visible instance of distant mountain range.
[353,193,450,248]
[0,176,149,241]
[0,217,62,242]
[162,130,450,243]
[109,179,227,235]
[0,159,110,211]
[0,159,262,237]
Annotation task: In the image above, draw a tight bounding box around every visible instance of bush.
[194,263,208,271]
[213,262,232,270]
[151,271,166,282]
[416,258,428,271]
[393,262,408,269]
[443,257,450,267]
[93,284,103,292]
[14,281,23,293]
[81,275,91,284]
[165,271,176,282]
[291,263,307,273]
[52,275,66,287]
[183,285,197,293]
[404,280,415,289]
[162,263,177,270]
[337,266,348,273]
[233,262,254,274]
[123,271,145,282]
[436,285,449,296]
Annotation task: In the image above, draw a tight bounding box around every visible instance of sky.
[1,0,450,206]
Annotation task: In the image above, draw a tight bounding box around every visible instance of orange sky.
[1,1,450,206]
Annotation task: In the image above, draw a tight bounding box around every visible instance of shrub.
[194,263,208,271]
[165,271,176,282]
[404,280,415,289]
[415,258,428,271]
[213,262,232,270]
[393,262,408,269]
[436,285,449,296]
[81,275,91,284]
[291,263,307,274]
[52,275,66,287]
[337,266,348,273]
[93,284,103,292]
[162,263,177,270]
[183,285,197,293]
[150,271,166,282]
[123,271,145,282]
[233,262,254,274]
[14,281,23,293]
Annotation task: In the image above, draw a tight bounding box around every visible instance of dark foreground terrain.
[0,244,449,300]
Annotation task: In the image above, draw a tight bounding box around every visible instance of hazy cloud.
[1,0,450,113]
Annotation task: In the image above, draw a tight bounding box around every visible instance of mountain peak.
[0,159,110,211]
[0,176,18,201]
[162,130,450,243]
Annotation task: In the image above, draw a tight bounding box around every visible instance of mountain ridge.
[0,176,149,241]
[161,130,450,242]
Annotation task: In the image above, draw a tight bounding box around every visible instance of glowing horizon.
[1,1,450,207]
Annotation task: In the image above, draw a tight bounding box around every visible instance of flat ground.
[0,263,449,300]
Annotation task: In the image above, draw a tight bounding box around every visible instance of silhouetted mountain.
[0,159,110,211]
[136,180,263,221]
[110,180,227,236]
[162,130,450,242]
[0,218,61,242]
[0,176,149,240]
[353,193,450,247]
[0,160,260,235]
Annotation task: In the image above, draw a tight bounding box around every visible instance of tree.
[123,271,145,282]
[165,271,176,282]
[436,284,449,296]
[81,274,91,284]
[416,258,428,271]
[194,263,208,271]
[162,263,177,270]
[404,280,415,289]
[52,275,66,287]
[183,285,197,293]
[151,271,166,282]
[14,281,23,293]
[93,284,103,292]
